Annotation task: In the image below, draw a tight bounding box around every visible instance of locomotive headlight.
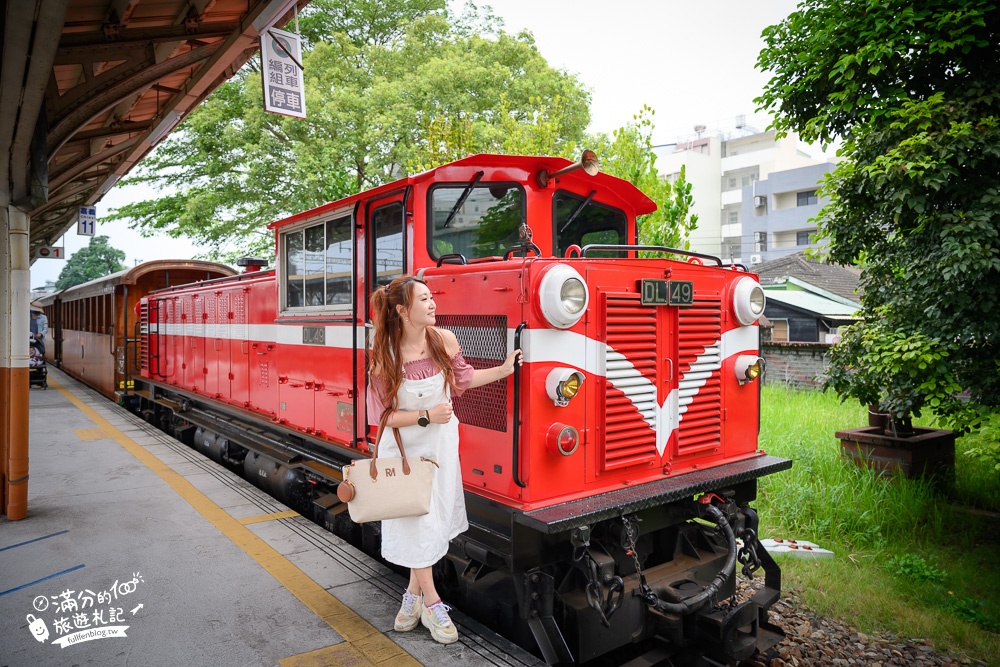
[539,265,589,328]
[546,368,585,407]
[560,279,587,315]
[547,423,580,456]
[733,277,766,326]
[734,355,766,384]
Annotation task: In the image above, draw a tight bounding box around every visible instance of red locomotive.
[62,153,790,665]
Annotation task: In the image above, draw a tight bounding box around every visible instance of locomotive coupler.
[641,500,738,616]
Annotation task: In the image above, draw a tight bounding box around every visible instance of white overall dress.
[377,369,468,569]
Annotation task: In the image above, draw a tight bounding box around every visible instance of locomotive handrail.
[581,244,723,266]
[511,322,527,488]
[503,243,542,261]
[436,253,467,267]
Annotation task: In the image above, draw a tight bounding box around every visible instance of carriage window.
[325,217,352,305]
[429,183,524,260]
[285,231,305,307]
[282,214,353,310]
[372,202,404,288]
[554,191,627,258]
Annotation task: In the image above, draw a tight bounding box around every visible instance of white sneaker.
[421,600,459,644]
[394,591,421,632]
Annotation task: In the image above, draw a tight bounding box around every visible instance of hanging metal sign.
[261,27,305,118]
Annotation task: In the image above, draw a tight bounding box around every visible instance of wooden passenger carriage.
[35,260,235,399]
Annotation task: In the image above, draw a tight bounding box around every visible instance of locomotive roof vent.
[237,257,269,273]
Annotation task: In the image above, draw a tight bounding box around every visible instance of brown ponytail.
[368,275,458,406]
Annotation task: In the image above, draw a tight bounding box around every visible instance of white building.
[655,123,836,264]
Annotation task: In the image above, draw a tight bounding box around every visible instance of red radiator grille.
[676,298,722,456]
[602,293,658,471]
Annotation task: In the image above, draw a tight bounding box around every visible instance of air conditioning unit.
[754,195,766,208]
[750,254,762,265]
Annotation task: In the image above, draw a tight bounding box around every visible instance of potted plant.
[824,315,958,484]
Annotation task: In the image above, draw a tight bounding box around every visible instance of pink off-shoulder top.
[366,352,474,424]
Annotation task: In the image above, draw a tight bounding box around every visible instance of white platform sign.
[77,206,96,236]
[261,28,305,118]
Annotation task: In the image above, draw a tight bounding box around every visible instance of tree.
[590,106,699,253]
[756,0,1000,430]
[108,0,590,260]
[55,236,127,290]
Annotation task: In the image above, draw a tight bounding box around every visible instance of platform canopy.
[1,0,308,259]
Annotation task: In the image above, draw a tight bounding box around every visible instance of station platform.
[1,367,543,667]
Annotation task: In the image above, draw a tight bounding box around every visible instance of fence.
[761,341,831,389]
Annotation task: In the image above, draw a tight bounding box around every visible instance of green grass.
[755,386,1000,665]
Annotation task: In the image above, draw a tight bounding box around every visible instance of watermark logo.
[26,572,145,648]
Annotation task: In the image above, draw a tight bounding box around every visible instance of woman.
[367,275,521,645]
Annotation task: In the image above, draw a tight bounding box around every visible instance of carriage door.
[204,291,221,398]
[189,294,206,393]
[228,287,250,407]
[359,195,407,444]
[307,208,365,444]
[162,296,178,379]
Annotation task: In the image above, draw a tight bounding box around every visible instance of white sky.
[30,0,801,288]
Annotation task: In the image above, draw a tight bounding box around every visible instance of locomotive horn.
[536,149,599,188]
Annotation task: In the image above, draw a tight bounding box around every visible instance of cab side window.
[372,202,404,288]
[282,214,353,310]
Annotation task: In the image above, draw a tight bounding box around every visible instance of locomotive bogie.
[242,451,312,513]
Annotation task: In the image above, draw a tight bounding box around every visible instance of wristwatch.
[417,410,430,427]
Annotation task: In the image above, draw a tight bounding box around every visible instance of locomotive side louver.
[436,314,509,432]
[677,297,722,455]
[603,293,658,470]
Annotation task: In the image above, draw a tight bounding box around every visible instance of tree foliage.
[108,0,590,259]
[55,236,127,290]
[590,106,698,252]
[756,0,1000,429]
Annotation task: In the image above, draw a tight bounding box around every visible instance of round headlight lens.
[733,277,767,326]
[734,355,766,384]
[539,265,589,328]
[561,278,587,316]
[749,285,765,316]
[546,368,585,406]
[559,374,581,400]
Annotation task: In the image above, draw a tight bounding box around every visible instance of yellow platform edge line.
[240,509,300,525]
[74,427,109,441]
[49,377,421,667]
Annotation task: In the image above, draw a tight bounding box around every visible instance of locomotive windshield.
[554,190,627,257]
[429,183,524,260]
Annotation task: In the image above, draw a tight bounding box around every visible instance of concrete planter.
[836,426,956,485]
